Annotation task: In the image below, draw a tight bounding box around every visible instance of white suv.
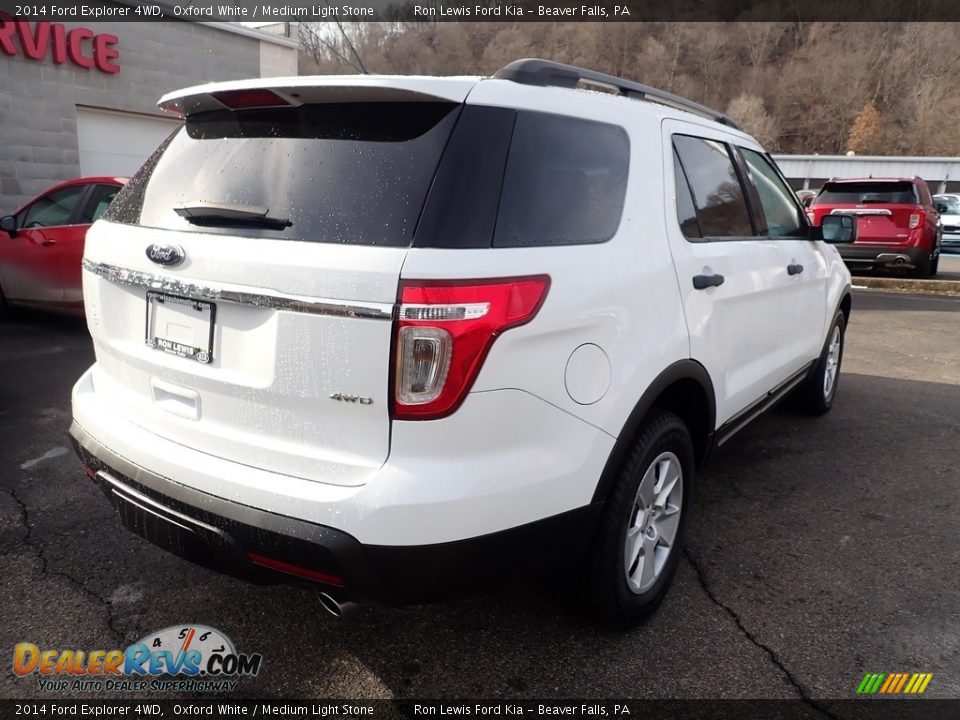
[70,59,855,627]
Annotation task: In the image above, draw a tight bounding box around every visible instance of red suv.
[808,177,941,277]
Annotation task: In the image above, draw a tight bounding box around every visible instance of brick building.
[0,19,298,213]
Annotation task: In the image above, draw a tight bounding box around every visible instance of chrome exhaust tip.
[318,592,358,618]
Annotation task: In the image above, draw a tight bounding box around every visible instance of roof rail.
[494,58,743,132]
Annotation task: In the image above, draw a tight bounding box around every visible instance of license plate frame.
[144,291,216,364]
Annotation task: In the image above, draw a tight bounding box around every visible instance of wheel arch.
[591,360,716,504]
[838,290,852,325]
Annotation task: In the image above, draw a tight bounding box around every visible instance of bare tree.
[293,20,960,156]
[727,93,779,149]
[300,19,371,73]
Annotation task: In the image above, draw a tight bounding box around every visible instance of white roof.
[158,75,482,115]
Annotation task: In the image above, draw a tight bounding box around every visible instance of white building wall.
[774,155,960,193]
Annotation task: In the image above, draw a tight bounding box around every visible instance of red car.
[0,177,127,316]
[808,177,941,277]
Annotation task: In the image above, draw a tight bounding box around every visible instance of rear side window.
[80,184,121,224]
[105,102,459,247]
[672,135,753,238]
[816,181,918,205]
[673,150,701,239]
[493,112,629,247]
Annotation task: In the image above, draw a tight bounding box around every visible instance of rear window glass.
[936,196,960,214]
[493,112,629,247]
[105,102,459,247]
[816,182,918,205]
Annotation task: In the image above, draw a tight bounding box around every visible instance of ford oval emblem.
[145,243,185,267]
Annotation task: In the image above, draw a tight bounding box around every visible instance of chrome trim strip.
[82,259,395,320]
[830,208,892,216]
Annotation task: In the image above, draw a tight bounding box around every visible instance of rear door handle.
[692,274,725,290]
[787,263,804,275]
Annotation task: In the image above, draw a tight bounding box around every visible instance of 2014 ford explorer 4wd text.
[70,60,856,627]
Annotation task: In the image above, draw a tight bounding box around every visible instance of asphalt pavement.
[1,289,958,701]
[939,252,960,281]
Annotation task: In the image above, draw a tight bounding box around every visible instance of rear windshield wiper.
[174,202,292,231]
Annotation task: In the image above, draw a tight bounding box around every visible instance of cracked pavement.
[1,290,958,701]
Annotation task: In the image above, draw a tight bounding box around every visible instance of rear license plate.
[145,292,215,364]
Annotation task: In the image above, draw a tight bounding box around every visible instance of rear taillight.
[212,89,291,109]
[393,276,550,420]
[909,213,922,229]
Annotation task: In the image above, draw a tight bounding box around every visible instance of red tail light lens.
[212,89,290,110]
[247,552,344,586]
[909,213,922,229]
[393,276,551,420]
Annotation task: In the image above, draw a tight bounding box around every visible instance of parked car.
[808,177,941,277]
[934,194,960,252]
[69,59,855,628]
[0,177,127,316]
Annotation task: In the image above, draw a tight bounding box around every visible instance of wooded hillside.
[299,22,960,156]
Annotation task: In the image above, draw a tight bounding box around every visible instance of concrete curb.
[852,276,960,296]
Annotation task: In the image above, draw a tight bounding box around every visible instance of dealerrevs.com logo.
[13,625,262,693]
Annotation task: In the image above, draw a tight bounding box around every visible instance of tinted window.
[80,184,120,224]
[493,112,629,247]
[106,103,459,247]
[20,185,86,228]
[740,149,805,237]
[672,135,753,237]
[673,150,701,238]
[415,106,516,249]
[816,181,918,205]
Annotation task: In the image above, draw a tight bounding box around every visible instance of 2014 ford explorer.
[70,60,855,627]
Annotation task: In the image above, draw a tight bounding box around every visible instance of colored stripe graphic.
[893,673,909,693]
[857,673,885,694]
[879,674,896,693]
[856,672,933,694]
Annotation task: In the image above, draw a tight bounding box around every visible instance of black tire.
[930,251,939,277]
[914,253,931,278]
[796,312,846,416]
[584,410,695,629]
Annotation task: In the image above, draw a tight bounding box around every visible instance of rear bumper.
[838,245,927,269]
[70,422,602,605]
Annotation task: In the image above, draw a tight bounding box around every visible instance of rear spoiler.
[158,76,481,118]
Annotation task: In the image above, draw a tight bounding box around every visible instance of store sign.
[0,17,120,74]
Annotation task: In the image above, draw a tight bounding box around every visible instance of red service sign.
[0,16,120,73]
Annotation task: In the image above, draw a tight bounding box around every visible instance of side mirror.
[802,196,814,208]
[0,215,16,237]
[820,214,856,244]
[936,204,948,214]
